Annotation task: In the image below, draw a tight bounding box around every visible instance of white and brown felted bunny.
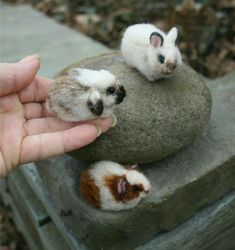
[46,68,126,122]
[121,23,182,81]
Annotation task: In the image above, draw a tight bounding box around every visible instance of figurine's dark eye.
[106,86,116,95]
[132,185,142,192]
[158,54,165,64]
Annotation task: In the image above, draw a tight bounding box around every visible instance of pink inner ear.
[150,34,163,47]
[117,178,126,195]
[131,164,138,169]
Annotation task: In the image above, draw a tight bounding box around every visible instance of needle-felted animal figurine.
[80,161,151,211]
[121,23,182,81]
[46,68,126,121]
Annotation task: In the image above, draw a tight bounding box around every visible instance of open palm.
[0,55,113,177]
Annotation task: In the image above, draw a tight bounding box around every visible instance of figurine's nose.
[116,85,126,104]
[166,61,176,71]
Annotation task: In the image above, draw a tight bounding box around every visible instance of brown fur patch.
[58,102,72,114]
[104,174,144,203]
[53,75,89,92]
[80,171,101,208]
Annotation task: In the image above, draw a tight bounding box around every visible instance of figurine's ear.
[124,164,139,170]
[130,164,139,169]
[150,32,164,47]
[167,27,178,44]
[117,176,127,195]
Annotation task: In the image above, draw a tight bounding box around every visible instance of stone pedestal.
[36,72,235,249]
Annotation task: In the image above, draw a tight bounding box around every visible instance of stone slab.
[37,72,235,250]
[1,172,47,250]
[7,194,44,250]
[137,190,235,250]
[2,165,234,250]
[0,3,109,77]
[8,170,50,227]
[20,164,87,250]
[1,168,80,250]
[38,220,71,250]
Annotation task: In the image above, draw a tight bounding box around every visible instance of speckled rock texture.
[59,52,212,164]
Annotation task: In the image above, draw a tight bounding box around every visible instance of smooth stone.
[59,52,212,164]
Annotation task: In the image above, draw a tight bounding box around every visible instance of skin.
[0,54,113,177]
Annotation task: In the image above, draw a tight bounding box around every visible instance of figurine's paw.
[146,75,155,82]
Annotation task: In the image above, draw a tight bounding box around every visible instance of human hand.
[0,54,114,177]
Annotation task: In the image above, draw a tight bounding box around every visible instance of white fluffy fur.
[89,161,151,211]
[121,23,182,81]
[75,68,116,89]
[46,68,121,121]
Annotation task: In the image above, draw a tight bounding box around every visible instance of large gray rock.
[60,52,212,163]
[36,72,235,250]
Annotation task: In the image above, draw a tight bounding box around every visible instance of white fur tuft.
[75,68,116,89]
[126,170,151,192]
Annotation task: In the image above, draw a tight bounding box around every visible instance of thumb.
[0,54,40,96]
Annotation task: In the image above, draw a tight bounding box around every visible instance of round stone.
[59,52,212,164]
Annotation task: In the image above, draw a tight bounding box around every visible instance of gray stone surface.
[20,164,87,250]
[137,190,235,250]
[60,53,212,163]
[0,3,109,78]
[37,72,235,250]
[0,164,235,250]
[8,169,50,227]
[2,165,234,250]
[1,169,74,250]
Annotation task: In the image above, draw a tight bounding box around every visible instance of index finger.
[19,124,100,164]
[0,55,40,96]
[18,76,53,103]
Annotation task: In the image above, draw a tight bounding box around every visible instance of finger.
[24,116,113,135]
[25,117,78,135]
[24,102,51,119]
[0,54,40,96]
[19,124,100,163]
[0,154,8,178]
[80,116,114,132]
[18,76,53,103]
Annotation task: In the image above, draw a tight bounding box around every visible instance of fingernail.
[95,125,102,137]
[19,53,40,63]
[111,114,117,127]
